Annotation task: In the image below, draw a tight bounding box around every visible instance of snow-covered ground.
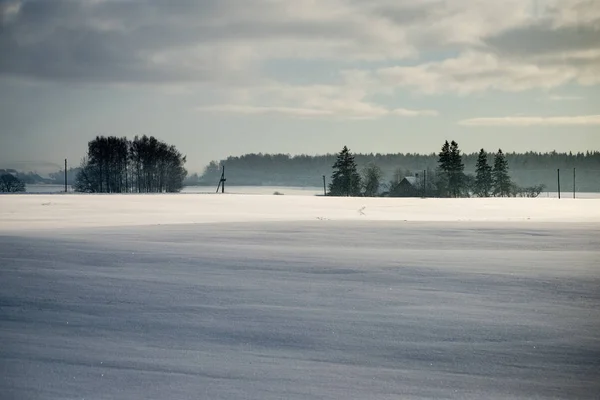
[1,195,599,399]
[1,194,600,231]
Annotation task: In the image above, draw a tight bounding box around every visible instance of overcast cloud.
[0,0,598,170]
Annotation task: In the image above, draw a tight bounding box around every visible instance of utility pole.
[220,165,225,193]
[573,168,576,199]
[557,168,561,199]
[216,165,226,193]
[423,169,426,198]
[64,159,68,193]
[322,175,327,196]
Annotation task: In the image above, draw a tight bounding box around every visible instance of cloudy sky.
[1,0,599,173]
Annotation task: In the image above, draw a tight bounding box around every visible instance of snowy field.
[1,195,599,399]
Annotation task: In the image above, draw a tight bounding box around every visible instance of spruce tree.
[329,146,362,196]
[437,140,465,197]
[474,148,493,197]
[492,149,512,197]
[438,141,451,171]
[448,140,465,197]
[437,141,451,197]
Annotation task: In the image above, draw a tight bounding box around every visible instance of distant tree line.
[0,169,50,185]
[193,150,600,192]
[0,168,80,186]
[74,135,187,193]
[327,142,549,198]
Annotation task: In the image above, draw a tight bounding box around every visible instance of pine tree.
[492,149,512,197]
[439,140,465,197]
[448,140,465,197]
[437,141,451,197]
[474,148,493,197]
[438,140,451,172]
[329,146,362,196]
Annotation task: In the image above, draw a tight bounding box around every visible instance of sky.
[0,0,599,174]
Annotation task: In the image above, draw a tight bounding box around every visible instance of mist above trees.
[193,150,598,193]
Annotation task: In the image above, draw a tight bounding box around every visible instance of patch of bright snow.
[1,194,599,232]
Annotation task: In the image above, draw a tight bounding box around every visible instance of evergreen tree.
[438,140,465,197]
[438,141,451,171]
[329,146,362,196]
[437,141,451,197]
[492,149,512,197]
[474,148,493,197]
[448,140,465,197]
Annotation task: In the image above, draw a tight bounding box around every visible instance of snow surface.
[1,194,599,399]
[1,194,599,232]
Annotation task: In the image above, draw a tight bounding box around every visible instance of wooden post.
[64,159,68,193]
[322,175,327,196]
[221,165,225,193]
[216,165,226,193]
[557,168,561,199]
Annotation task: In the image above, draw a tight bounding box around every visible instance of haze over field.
[1,195,599,398]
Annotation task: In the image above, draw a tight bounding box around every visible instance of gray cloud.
[0,0,260,83]
[0,0,476,84]
[486,24,600,57]
[459,115,600,127]
[0,0,598,97]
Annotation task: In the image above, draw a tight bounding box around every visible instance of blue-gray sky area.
[0,0,599,173]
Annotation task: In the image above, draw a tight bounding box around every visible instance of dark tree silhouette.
[474,149,493,197]
[329,146,361,196]
[438,141,452,171]
[437,140,465,197]
[74,135,187,193]
[0,174,26,192]
[493,149,512,197]
[449,141,466,197]
[437,141,451,197]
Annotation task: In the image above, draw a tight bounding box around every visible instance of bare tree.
[362,163,383,197]
[75,135,187,193]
